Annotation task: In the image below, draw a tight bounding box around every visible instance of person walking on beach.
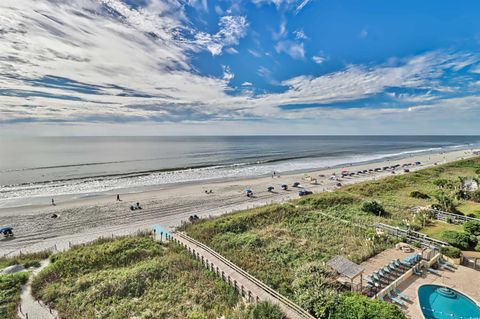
[51,198,55,206]
[116,194,121,201]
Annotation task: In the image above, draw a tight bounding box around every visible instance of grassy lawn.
[183,157,480,318]
[421,221,463,240]
[458,201,480,217]
[31,235,285,319]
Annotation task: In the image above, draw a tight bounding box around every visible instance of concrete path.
[18,260,58,319]
[170,232,315,319]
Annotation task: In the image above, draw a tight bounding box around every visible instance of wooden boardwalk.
[167,231,315,319]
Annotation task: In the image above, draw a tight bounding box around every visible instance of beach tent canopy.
[327,256,364,291]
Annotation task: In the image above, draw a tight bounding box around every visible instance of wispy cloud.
[193,15,249,55]
[275,41,305,59]
[312,55,326,64]
[0,1,479,130]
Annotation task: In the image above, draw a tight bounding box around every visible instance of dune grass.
[183,157,480,318]
[0,272,29,319]
[31,235,286,319]
[0,250,51,270]
[0,250,52,319]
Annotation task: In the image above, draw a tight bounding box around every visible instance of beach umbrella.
[267,186,274,191]
[244,189,253,193]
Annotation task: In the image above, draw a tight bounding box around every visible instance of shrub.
[246,301,287,319]
[361,201,386,216]
[331,293,408,319]
[475,243,480,252]
[439,231,471,250]
[470,191,480,203]
[433,191,459,213]
[292,262,341,318]
[463,221,480,236]
[433,179,457,190]
[410,191,430,199]
[440,246,462,258]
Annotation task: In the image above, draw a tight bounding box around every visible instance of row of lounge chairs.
[365,254,421,295]
[379,287,411,306]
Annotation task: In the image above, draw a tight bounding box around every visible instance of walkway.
[17,260,58,319]
[169,231,315,319]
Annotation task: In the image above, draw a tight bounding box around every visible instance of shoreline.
[1,148,478,257]
[1,145,474,211]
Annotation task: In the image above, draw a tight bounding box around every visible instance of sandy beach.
[1,148,477,257]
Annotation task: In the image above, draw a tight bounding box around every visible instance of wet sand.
[0,148,477,257]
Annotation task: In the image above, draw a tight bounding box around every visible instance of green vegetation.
[0,272,29,319]
[183,157,480,318]
[330,294,406,319]
[0,250,52,319]
[0,250,51,269]
[439,231,475,250]
[410,190,430,199]
[361,201,386,216]
[31,235,285,319]
[440,246,462,259]
[464,220,480,236]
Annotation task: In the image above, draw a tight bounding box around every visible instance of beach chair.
[439,259,456,270]
[393,288,410,301]
[378,269,390,280]
[395,259,406,269]
[389,262,404,274]
[387,291,405,306]
[413,267,422,276]
[426,268,441,275]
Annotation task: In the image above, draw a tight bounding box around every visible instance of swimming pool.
[418,284,480,319]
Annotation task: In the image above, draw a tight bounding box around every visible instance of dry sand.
[0,148,477,257]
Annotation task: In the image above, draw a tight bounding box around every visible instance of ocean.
[1,136,479,208]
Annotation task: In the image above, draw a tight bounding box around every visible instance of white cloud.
[295,0,312,14]
[312,55,326,64]
[294,29,308,40]
[222,65,235,81]
[242,82,253,86]
[225,47,239,54]
[275,41,305,59]
[194,15,249,55]
[248,49,262,57]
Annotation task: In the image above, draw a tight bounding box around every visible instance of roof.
[327,256,364,279]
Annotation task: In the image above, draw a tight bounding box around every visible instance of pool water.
[418,284,480,319]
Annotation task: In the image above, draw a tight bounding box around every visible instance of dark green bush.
[470,191,480,203]
[361,201,386,216]
[439,231,471,250]
[440,246,461,258]
[331,293,408,319]
[464,221,480,236]
[410,191,430,199]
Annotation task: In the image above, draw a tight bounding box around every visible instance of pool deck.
[360,246,422,279]
[396,265,480,319]
[361,247,480,318]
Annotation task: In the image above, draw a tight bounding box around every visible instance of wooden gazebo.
[327,256,364,292]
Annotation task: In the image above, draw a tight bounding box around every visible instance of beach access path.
[1,149,476,257]
[169,231,315,319]
[17,260,58,319]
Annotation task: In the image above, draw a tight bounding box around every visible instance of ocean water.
[0,136,479,208]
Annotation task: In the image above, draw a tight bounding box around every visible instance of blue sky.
[1,0,480,135]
